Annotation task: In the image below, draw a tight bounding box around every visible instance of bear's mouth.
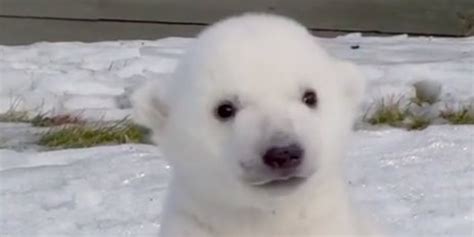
[253,176,306,189]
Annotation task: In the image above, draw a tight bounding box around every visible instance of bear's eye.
[215,101,237,121]
[302,89,317,108]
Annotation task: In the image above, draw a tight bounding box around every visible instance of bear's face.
[132,14,365,204]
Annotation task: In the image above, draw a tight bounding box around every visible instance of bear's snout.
[262,144,304,169]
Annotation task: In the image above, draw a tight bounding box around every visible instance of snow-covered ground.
[0,127,472,237]
[0,35,473,236]
[0,35,472,120]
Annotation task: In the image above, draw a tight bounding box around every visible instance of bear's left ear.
[131,80,169,135]
[334,59,366,111]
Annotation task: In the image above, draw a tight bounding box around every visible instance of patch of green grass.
[0,97,32,123]
[407,116,431,130]
[31,113,84,127]
[365,96,407,127]
[365,96,474,130]
[0,110,30,123]
[38,120,149,149]
[441,105,474,125]
[0,108,86,127]
[364,95,433,130]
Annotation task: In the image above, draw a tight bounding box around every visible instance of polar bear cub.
[133,13,380,237]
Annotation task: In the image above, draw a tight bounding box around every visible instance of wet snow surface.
[1,127,472,237]
[0,35,473,236]
[0,35,473,118]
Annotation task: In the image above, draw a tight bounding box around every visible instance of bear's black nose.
[262,144,303,169]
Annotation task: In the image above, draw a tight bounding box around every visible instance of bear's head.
[133,13,365,208]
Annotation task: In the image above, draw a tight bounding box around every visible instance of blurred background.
[1,0,473,45]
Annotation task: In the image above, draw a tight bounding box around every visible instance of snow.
[0,145,169,237]
[320,35,474,110]
[0,35,473,236]
[1,35,472,119]
[0,39,189,120]
[0,127,472,236]
[348,126,474,237]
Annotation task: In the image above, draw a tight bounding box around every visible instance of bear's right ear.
[333,59,366,112]
[131,81,169,134]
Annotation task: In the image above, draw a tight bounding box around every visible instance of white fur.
[133,13,380,237]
